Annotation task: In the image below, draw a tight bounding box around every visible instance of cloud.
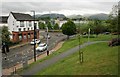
[1,1,118,16]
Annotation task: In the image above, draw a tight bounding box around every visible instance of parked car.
[36,43,47,51]
[30,39,41,45]
[103,32,110,35]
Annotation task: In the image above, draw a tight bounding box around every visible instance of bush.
[108,38,120,46]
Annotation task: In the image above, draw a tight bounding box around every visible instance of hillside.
[36,13,66,19]
[88,13,109,20]
[67,15,82,19]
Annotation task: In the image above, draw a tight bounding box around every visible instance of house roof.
[11,12,38,21]
[0,16,8,23]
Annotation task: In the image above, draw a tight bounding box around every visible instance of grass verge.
[37,42,118,75]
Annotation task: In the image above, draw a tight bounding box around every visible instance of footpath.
[20,41,107,75]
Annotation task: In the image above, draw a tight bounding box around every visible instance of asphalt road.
[2,31,67,69]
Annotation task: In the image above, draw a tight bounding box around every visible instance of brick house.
[7,12,39,42]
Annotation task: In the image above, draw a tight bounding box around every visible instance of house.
[7,12,39,42]
[0,16,8,27]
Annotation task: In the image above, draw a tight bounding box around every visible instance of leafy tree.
[38,22,46,29]
[53,23,59,30]
[93,20,104,37]
[46,21,53,30]
[1,26,10,43]
[61,20,76,39]
[1,26,10,54]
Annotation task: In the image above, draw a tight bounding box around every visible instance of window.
[29,21,32,27]
[13,21,14,25]
[24,28,26,31]
[24,34,27,39]
[28,28,29,31]
[28,33,30,38]
[20,21,24,27]
[31,27,33,30]
[19,35,22,41]
[18,28,21,31]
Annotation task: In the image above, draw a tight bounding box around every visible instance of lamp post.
[46,27,49,56]
[31,10,36,62]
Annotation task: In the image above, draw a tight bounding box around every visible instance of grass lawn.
[36,42,118,75]
[18,34,118,74]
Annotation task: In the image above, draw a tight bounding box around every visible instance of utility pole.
[31,10,36,62]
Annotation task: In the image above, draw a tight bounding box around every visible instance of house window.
[28,28,29,31]
[31,27,33,30]
[23,34,27,39]
[29,21,32,27]
[19,35,22,41]
[13,21,14,25]
[24,28,26,31]
[18,28,21,31]
[28,33,30,38]
[20,21,24,27]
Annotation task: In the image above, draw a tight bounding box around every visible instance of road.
[2,31,67,69]
[20,41,108,75]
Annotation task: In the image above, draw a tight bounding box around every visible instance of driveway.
[20,41,108,75]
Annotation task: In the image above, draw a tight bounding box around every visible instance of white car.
[36,43,47,52]
[30,39,41,45]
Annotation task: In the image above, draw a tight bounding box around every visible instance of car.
[36,43,47,52]
[103,32,110,35]
[30,39,41,45]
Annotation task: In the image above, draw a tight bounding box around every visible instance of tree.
[46,21,53,30]
[61,20,76,39]
[53,23,59,30]
[38,22,46,29]
[1,26,10,43]
[93,20,104,37]
[1,26,10,54]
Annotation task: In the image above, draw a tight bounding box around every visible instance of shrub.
[108,38,120,46]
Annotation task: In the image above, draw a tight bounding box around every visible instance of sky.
[0,0,119,16]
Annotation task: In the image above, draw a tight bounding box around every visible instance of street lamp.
[31,10,36,62]
[46,27,49,56]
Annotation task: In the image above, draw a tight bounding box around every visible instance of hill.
[36,13,66,19]
[88,13,109,20]
[67,15,82,19]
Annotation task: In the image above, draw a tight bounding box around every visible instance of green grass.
[37,42,118,75]
[18,34,117,74]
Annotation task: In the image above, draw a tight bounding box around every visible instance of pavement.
[20,41,108,75]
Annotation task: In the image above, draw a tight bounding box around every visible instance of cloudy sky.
[0,0,119,16]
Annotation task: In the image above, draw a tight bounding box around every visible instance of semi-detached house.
[8,12,39,42]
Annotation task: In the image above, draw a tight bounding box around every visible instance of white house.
[8,12,39,42]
